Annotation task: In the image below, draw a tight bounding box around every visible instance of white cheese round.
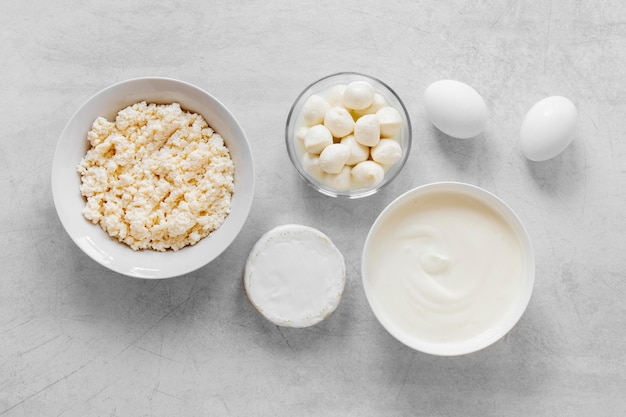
[323,106,355,138]
[302,94,331,126]
[351,160,384,188]
[371,139,402,165]
[340,135,369,165]
[354,114,381,147]
[304,124,333,154]
[244,224,346,328]
[343,80,375,110]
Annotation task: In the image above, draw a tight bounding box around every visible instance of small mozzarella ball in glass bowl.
[285,72,412,198]
[377,106,403,138]
[319,143,351,174]
[352,160,385,188]
[352,93,387,118]
[340,135,369,166]
[324,106,355,138]
[354,114,381,147]
[343,80,376,110]
[371,139,403,166]
[303,124,333,154]
[301,152,324,178]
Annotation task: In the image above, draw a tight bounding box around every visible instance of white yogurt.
[362,183,534,355]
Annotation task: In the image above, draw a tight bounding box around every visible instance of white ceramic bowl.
[362,182,534,355]
[51,77,255,278]
[285,72,412,198]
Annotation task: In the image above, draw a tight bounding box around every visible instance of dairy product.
[77,101,234,251]
[423,79,488,139]
[291,78,406,193]
[302,94,331,125]
[244,224,346,328]
[363,187,528,347]
[301,152,324,178]
[519,96,578,161]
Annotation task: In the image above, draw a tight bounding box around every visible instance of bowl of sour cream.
[362,182,534,356]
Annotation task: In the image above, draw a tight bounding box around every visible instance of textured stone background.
[1,1,625,416]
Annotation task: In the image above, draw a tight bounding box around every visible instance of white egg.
[352,93,387,118]
[423,80,488,139]
[519,96,577,162]
[326,84,346,107]
[376,106,403,138]
[325,165,352,191]
[301,94,330,126]
[304,124,333,154]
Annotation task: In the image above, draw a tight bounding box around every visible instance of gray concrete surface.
[1,1,625,416]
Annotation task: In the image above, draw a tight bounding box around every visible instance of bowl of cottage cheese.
[52,77,255,278]
[286,72,412,198]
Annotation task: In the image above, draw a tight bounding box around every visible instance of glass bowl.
[285,72,412,198]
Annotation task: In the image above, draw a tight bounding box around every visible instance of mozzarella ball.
[354,114,380,147]
[351,161,385,188]
[301,152,325,177]
[340,135,369,165]
[302,95,331,126]
[324,106,355,138]
[296,126,308,142]
[352,93,387,117]
[343,81,375,110]
[371,139,402,165]
[319,143,350,174]
[325,165,352,191]
[304,124,333,154]
[376,106,403,138]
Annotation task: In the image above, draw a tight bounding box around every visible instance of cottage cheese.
[77,101,234,251]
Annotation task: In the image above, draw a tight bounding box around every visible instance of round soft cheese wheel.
[244,224,346,328]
